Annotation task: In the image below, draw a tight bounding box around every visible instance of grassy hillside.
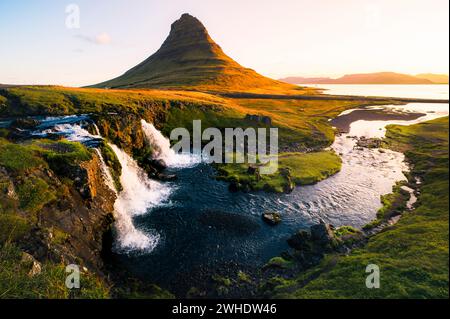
[264,117,449,298]
[1,86,390,150]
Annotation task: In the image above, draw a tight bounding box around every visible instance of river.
[114,85,448,295]
[5,85,447,296]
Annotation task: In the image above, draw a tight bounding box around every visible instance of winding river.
[2,85,447,295]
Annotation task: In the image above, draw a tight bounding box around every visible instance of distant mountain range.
[91,14,293,92]
[280,72,449,85]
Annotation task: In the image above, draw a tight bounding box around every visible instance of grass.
[363,182,410,230]
[0,86,393,152]
[264,117,449,298]
[264,257,295,270]
[16,177,56,214]
[0,243,110,299]
[216,151,341,193]
[0,138,46,173]
[89,13,301,94]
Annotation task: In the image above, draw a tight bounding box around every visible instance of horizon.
[1,0,449,87]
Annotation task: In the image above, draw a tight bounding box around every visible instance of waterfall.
[109,144,172,252]
[92,123,101,136]
[94,148,117,194]
[141,119,200,168]
[44,120,172,252]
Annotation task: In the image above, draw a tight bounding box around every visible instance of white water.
[94,148,117,194]
[141,119,200,168]
[110,143,172,252]
[51,123,101,142]
[92,123,101,136]
[39,120,173,253]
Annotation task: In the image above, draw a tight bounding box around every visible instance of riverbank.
[330,108,425,133]
[261,117,449,298]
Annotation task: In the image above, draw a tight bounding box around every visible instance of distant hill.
[415,73,449,84]
[90,13,294,92]
[280,72,448,84]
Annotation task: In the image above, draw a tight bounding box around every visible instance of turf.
[264,117,449,298]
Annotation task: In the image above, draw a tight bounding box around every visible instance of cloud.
[74,32,111,45]
[95,32,111,45]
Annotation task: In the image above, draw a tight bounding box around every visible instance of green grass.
[264,117,449,298]
[264,257,295,270]
[34,140,92,175]
[216,151,341,193]
[0,243,110,299]
[363,182,410,230]
[16,177,56,214]
[0,139,46,173]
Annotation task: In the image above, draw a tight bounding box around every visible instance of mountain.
[278,76,331,84]
[91,13,292,92]
[280,72,438,84]
[415,73,449,84]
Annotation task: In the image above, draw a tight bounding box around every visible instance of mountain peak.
[159,13,219,55]
[91,14,292,92]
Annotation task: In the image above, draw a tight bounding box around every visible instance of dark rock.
[279,167,291,177]
[245,114,272,126]
[287,230,311,250]
[262,211,281,225]
[356,137,382,148]
[156,173,177,181]
[228,181,239,192]
[247,165,258,175]
[11,118,41,129]
[283,176,295,193]
[150,158,168,170]
[310,219,336,246]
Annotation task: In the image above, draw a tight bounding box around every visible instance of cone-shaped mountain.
[91,13,291,91]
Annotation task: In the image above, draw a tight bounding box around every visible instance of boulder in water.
[156,172,177,181]
[150,158,168,170]
[262,211,281,225]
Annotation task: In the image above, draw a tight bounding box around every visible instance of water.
[114,87,448,295]
[141,119,201,168]
[6,115,174,254]
[3,90,446,295]
[110,144,172,252]
[301,84,449,100]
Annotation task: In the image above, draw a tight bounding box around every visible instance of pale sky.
[0,0,448,86]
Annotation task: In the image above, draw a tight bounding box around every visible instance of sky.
[0,0,448,87]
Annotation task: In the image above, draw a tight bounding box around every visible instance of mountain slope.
[280,72,437,84]
[415,73,449,84]
[91,14,293,92]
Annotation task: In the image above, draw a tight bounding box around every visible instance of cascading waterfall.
[94,148,117,194]
[109,144,172,252]
[141,119,200,168]
[44,119,172,252]
[92,123,101,136]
